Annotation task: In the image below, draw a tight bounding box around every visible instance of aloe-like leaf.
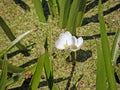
[29,52,48,90]
[0,30,32,57]
[33,0,46,22]
[98,0,117,89]
[76,0,86,27]
[0,59,24,73]
[66,0,81,35]
[111,30,120,65]
[96,42,106,90]
[0,58,7,90]
[0,16,27,51]
[59,0,72,28]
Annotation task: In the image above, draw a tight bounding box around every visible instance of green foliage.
[96,42,106,90]
[33,0,46,22]
[111,30,120,66]
[0,59,24,73]
[76,0,86,27]
[66,0,81,35]
[59,0,86,36]
[0,57,7,90]
[59,0,72,28]
[29,52,49,90]
[98,0,117,89]
[44,52,54,90]
[6,64,36,86]
[0,16,27,51]
[0,30,32,57]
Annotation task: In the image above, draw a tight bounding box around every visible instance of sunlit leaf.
[59,0,72,28]
[0,58,7,90]
[6,64,36,86]
[0,16,27,51]
[98,0,117,89]
[33,0,46,22]
[29,52,48,90]
[0,30,32,57]
[66,0,81,35]
[0,59,24,73]
[96,42,106,90]
[76,0,86,27]
[111,30,120,65]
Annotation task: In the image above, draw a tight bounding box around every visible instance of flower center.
[64,44,68,48]
[71,45,77,50]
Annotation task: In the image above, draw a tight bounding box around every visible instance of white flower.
[55,31,73,50]
[70,36,83,51]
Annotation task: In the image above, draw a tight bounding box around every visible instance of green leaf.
[0,30,32,57]
[98,0,117,89]
[111,30,120,66]
[76,0,86,27]
[59,0,72,28]
[44,53,53,89]
[47,0,58,17]
[0,16,27,51]
[6,64,36,86]
[66,0,81,35]
[29,52,48,90]
[33,0,46,22]
[96,42,106,90]
[0,58,7,90]
[0,58,24,73]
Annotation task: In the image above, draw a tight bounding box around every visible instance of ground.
[0,0,120,90]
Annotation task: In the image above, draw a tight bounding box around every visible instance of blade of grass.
[111,30,120,66]
[96,41,106,90]
[47,0,58,17]
[0,58,24,73]
[29,52,48,90]
[0,16,27,51]
[33,0,46,22]
[98,0,117,89]
[0,30,32,57]
[59,0,72,28]
[76,0,86,27]
[6,64,36,86]
[44,53,54,90]
[66,0,81,35]
[0,56,7,90]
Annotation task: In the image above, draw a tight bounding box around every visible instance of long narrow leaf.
[0,16,27,51]
[33,0,46,22]
[29,52,48,90]
[59,0,72,28]
[6,64,36,86]
[66,0,81,35]
[96,42,106,90]
[47,0,58,17]
[0,30,32,57]
[76,0,86,27]
[98,0,117,89]
[44,53,53,89]
[111,30,120,65]
[0,58,7,90]
[0,59,24,73]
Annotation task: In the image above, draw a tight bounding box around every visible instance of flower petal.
[55,39,65,50]
[77,37,83,47]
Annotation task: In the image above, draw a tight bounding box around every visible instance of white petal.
[70,37,83,51]
[72,36,77,45]
[77,37,83,47]
[60,31,72,40]
[55,39,65,50]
